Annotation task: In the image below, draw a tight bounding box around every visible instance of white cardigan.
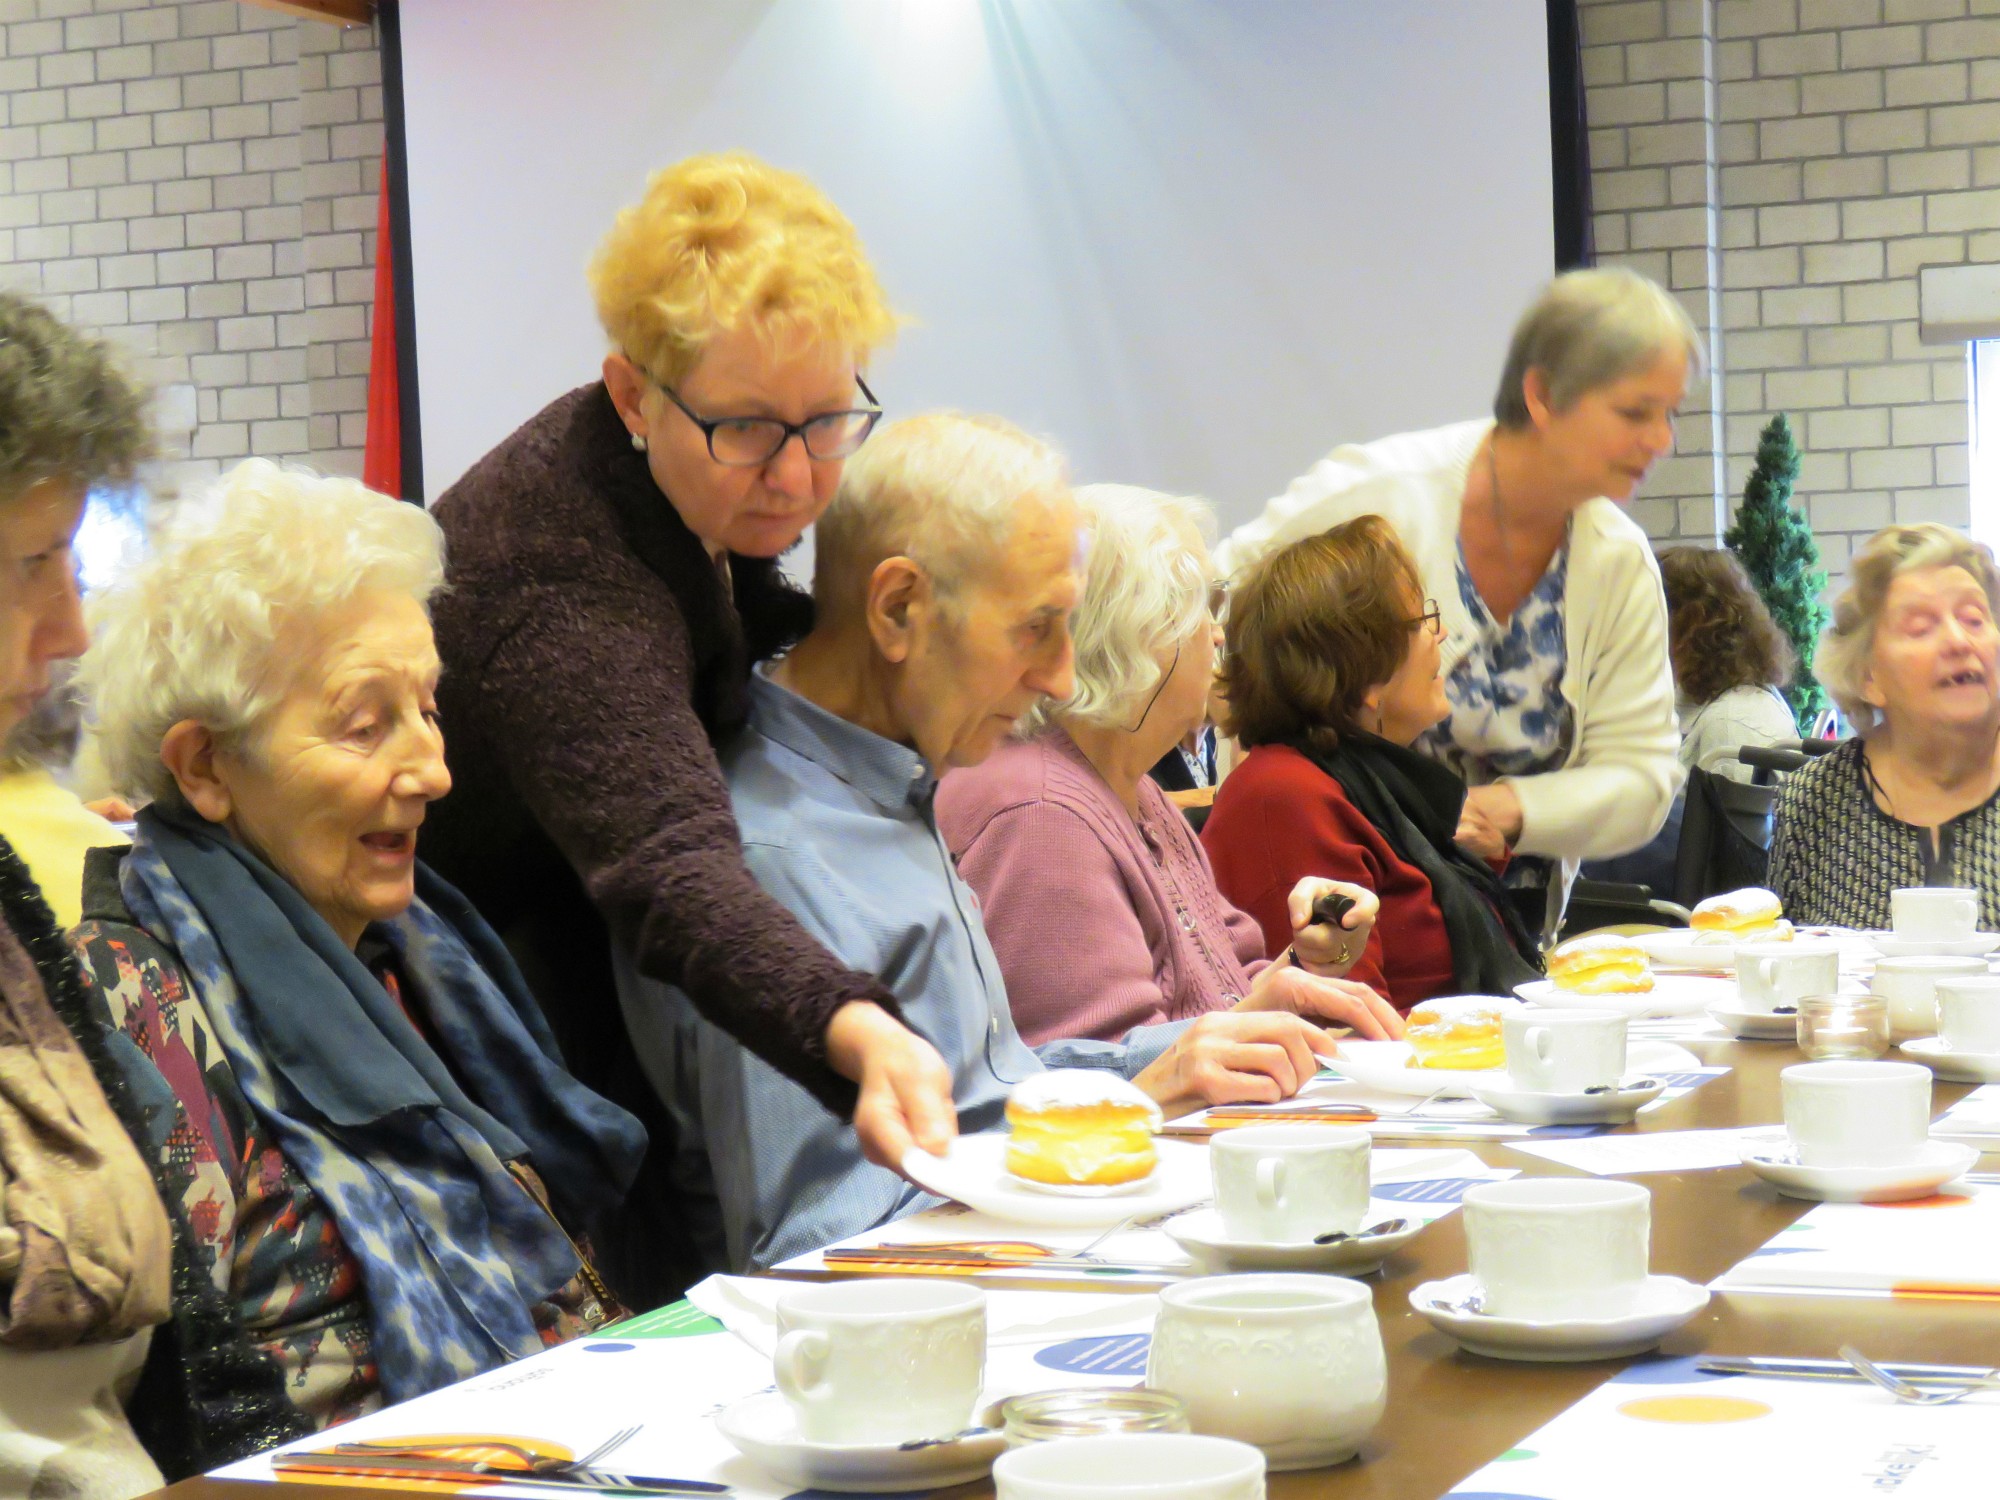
[1217,419,1684,927]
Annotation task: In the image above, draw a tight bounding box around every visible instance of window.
[1973,340,2000,552]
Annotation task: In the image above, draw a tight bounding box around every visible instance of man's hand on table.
[1134,1011,1340,1119]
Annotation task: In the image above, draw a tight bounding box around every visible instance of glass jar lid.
[1000,1387,1191,1445]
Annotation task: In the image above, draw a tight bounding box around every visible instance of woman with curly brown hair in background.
[1660,548,1797,781]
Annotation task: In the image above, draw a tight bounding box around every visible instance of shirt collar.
[747,667,937,814]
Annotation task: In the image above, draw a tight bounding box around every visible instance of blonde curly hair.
[588,152,898,385]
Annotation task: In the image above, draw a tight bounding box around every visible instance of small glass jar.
[1796,993,1890,1059]
[1000,1388,1191,1447]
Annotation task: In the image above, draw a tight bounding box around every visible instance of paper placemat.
[770,1147,1519,1285]
[1446,1353,2000,1497]
[1712,1181,2000,1300]
[1504,1127,1771,1176]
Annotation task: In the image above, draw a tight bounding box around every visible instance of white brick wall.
[1584,0,1995,582]
[0,0,383,496]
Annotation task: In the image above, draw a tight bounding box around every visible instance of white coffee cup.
[1501,1009,1628,1093]
[772,1279,985,1444]
[1146,1273,1386,1470]
[1870,955,1988,1040]
[1936,976,2000,1055]
[1209,1124,1370,1243]
[993,1434,1266,1500]
[1735,941,1840,1014]
[1892,887,1982,942]
[1780,1060,1932,1169]
[1461,1178,1651,1321]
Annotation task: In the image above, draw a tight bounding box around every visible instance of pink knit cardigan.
[936,731,1272,1046]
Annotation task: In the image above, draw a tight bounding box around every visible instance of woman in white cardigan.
[1215,268,1697,940]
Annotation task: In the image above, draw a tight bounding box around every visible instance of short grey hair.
[813,410,1068,619]
[1493,267,1707,428]
[1818,523,2000,735]
[1035,483,1213,734]
[80,458,446,805]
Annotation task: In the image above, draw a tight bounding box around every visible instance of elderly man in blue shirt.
[620,412,1349,1271]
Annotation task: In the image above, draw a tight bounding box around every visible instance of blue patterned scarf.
[119,806,645,1403]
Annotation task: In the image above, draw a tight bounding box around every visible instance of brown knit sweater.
[424,384,897,1128]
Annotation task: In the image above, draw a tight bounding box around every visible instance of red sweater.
[1202,744,1455,1012]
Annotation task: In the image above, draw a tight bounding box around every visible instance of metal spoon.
[1313,1216,1415,1246]
[897,1426,997,1452]
[1840,1344,2000,1406]
[1582,1076,1661,1096]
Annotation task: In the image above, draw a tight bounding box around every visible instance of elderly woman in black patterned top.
[1770,524,2000,929]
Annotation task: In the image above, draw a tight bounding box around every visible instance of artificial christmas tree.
[1724,413,1827,727]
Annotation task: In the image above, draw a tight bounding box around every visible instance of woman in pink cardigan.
[936,485,1404,1048]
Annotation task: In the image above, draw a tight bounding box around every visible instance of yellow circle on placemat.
[1616,1396,1772,1424]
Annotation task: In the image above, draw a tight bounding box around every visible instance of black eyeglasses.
[654,373,883,466]
[1404,597,1442,635]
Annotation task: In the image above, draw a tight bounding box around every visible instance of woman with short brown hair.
[1659,548,1796,781]
[1202,517,1542,1011]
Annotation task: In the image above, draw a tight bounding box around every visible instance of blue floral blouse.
[1418,538,1576,886]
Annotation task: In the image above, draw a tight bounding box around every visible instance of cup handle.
[1256,1157,1284,1210]
[1527,1026,1553,1064]
[1751,956,1778,997]
[774,1329,830,1407]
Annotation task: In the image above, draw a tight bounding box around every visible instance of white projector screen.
[400,0,1554,530]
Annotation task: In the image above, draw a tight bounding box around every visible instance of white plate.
[1868,931,2000,959]
[1408,1273,1709,1362]
[1160,1206,1422,1276]
[1635,930,1751,969]
[1329,1039,1702,1097]
[1516,975,1737,1019]
[715,1389,1005,1493]
[1466,1074,1667,1125]
[1706,1003,1799,1041]
[899,1134,1211,1227]
[1737,1132,1981,1203]
[1899,1036,2000,1084]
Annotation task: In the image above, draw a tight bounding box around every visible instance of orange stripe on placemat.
[1890,1283,2000,1300]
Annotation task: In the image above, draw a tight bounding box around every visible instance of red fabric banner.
[363,146,402,498]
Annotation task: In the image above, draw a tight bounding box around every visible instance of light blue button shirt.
[613,670,1186,1272]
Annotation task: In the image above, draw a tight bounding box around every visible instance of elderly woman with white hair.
[69,461,645,1434]
[1217,267,1697,940]
[1771,524,2000,928]
[936,483,1403,1048]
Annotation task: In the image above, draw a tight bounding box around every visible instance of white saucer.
[1868,931,2000,959]
[1160,1206,1423,1276]
[900,1134,1210,1227]
[1706,1003,1799,1041]
[1516,975,1735,1019]
[1408,1273,1709,1362]
[1330,1038,1700,1098]
[1737,1132,1981,1203]
[1899,1036,2000,1084]
[715,1390,1005,1493]
[1466,1074,1667,1124]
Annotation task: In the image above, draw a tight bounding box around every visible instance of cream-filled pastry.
[1548,933,1655,994]
[1689,886,1791,943]
[1404,995,1517,1071]
[1004,1070,1163,1187]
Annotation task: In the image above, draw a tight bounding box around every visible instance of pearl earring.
[631,433,648,453]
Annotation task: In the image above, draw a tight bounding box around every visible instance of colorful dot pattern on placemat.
[1033,1333,1151,1376]
[1616,1395,1773,1423]
[604,1300,724,1338]
[1609,1356,1737,1385]
[1375,1176,1494,1204]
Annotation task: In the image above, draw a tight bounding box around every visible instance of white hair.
[1493,266,1707,427]
[80,458,446,805]
[1034,483,1214,734]
[812,410,1069,618]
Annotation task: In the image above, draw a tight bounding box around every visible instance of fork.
[1839,1345,2000,1405]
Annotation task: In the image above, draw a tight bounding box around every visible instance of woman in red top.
[1203,517,1543,1010]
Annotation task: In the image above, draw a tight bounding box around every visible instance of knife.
[1698,1355,1998,1384]
[273,1450,731,1496]
[820,1245,1186,1275]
